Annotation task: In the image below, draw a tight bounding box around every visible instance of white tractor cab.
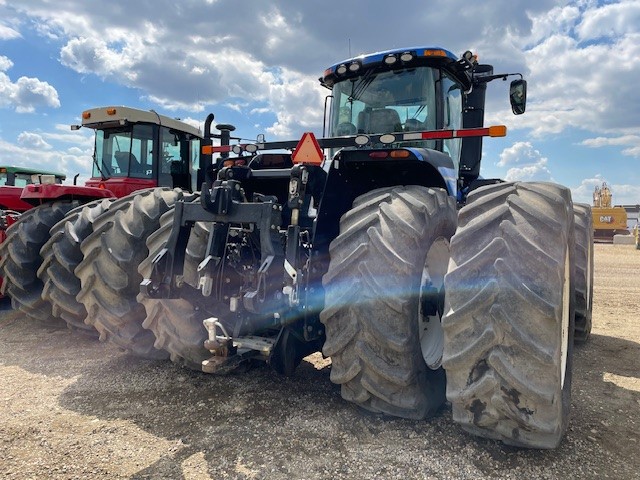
[73,106,204,196]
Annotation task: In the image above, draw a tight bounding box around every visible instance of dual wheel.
[0,188,193,359]
[320,183,581,448]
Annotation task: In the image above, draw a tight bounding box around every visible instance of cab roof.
[321,46,472,90]
[0,165,66,180]
[80,106,202,138]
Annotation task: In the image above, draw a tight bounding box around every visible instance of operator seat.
[404,118,424,131]
[358,108,402,134]
[114,151,140,175]
[336,122,357,136]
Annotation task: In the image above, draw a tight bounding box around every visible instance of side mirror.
[509,79,527,115]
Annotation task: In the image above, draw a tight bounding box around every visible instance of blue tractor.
[133,47,591,449]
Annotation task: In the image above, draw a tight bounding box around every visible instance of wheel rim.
[561,249,570,388]
[418,237,450,369]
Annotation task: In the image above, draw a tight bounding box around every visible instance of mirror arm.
[474,72,523,84]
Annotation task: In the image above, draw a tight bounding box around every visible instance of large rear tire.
[0,201,78,324]
[138,205,215,370]
[573,203,593,343]
[320,186,457,420]
[442,182,575,448]
[75,188,190,359]
[38,198,117,335]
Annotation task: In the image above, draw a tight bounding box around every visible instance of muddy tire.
[573,203,593,343]
[138,204,215,370]
[75,188,191,359]
[442,182,575,449]
[38,198,118,335]
[320,186,457,420]
[0,201,79,324]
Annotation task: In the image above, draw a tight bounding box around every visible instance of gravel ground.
[1,243,639,479]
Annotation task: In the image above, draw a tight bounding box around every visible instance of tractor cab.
[77,106,203,197]
[0,166,66,187]
[321,47,526,195]
[322,48,476,166]
[0,166,67,212]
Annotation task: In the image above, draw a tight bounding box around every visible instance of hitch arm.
[140,201,192,298]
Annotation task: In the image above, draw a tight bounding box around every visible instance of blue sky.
[1,0,639,205]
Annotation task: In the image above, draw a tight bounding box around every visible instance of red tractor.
[0,165,66,212]
[0,166,67,297]
[0,106,204,334]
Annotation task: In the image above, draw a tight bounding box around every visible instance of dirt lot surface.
[1,243,639,479]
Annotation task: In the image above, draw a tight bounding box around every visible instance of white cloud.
[491,2,640,147]
[0,55,60,113]
[581,135,640,157]
[0,55,13,71]
[41,124,95,146]
[498,141,553,182]
[0,22,20,40]
[0,135,92,179]
[498,141,545,166]
[504,162,553,182]
[11,76,61,113]
[264,71,326,138]
[224,102,250,113]
[577,0,640,40]
[17,131,51,149]
[528,5,581,44]
[60,36,140,79]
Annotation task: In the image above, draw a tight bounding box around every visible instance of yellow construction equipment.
[592,182,628,240]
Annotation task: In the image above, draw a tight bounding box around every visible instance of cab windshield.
[329,67,437,144]
[93,124,155,179]
[0,171,64,186]
[329,65,464,166]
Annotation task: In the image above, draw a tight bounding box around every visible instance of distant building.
[618,204,640,229]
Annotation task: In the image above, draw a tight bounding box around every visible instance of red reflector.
[234,159,246,166]
[292,132,324,166]
[421,130,454,139]
[369,152,389,158]
[390,150,411,158]
[204,145,237,154]
[456,128,489,138]
[98,182,106,189]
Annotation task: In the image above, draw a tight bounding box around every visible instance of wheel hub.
[561,250,570,388]
[418,237,450,370]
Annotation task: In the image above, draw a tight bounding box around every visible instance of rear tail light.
[390,150,411,158]
[368,150,412,159]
